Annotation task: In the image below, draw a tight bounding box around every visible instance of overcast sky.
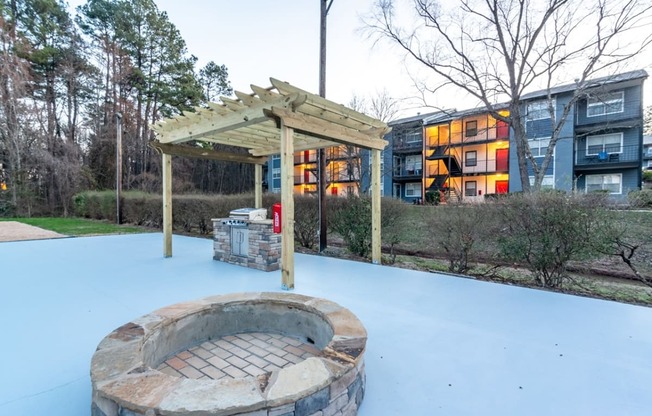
[67,0,651,117]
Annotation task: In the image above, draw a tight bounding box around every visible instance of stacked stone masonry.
[213,219,281,272]
[91,292,367,416]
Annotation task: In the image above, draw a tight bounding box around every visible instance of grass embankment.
[0,217,147,236]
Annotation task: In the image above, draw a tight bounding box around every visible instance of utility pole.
[115,112,122,224]
[318,0,333,252]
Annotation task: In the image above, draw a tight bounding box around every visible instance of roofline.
[521,69,648,101]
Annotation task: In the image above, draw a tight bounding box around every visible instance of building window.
[529,175,555,190]
[587,91,624,117]
[272,168,281,179]
[405,182,421,197]
[586,173,622,194]
[465,151,477,167]
[465,120,478,137]
[405,128,422,143]
[464,181,477,196]
[526,100,554,121]
[529,137,551,157]
[586,133,622,155]
[405,155,422,174]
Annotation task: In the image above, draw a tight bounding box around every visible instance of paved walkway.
[0,221,66,242]
[2,233,652,415]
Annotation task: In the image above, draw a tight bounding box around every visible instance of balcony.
[392,139,423,154]
[575,143,640,170]
[392,167,423,182]
[294,174,317,185]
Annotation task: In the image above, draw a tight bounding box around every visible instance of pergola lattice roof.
[153,78,389,155]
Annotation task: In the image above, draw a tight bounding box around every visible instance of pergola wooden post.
[162,153,173,257]
[280,120,295,289]
[371,149,382,264]
[152,78,390,289]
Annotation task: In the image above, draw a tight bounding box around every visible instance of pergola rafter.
[152,77,389,289]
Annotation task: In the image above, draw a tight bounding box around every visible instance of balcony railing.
[393,168,423,178]
[575,143,640,167]
[393,139,423,153]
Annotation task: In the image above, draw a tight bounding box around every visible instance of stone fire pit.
[91,292,367,416]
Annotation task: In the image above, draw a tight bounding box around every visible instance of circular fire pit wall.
[91,293,367,416]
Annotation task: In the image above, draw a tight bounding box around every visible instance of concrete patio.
[1,233,651,415]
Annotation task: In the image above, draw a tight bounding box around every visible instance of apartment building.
[268,70,646,201]
[365,109,509,203]
[424,108,510,202]
[642,135,652,170]
[266,146,362,196]
[510,69,647,198]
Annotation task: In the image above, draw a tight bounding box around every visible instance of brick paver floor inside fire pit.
[156,332,321,380]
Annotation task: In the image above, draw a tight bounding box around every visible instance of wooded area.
[0,0,247,217]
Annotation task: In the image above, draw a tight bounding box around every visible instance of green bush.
[424,191,440,205]
[73,191,117,221]
[642,170,652,183]
[329,195,372,257]
[72,191,281,234]
[329,195,410,259]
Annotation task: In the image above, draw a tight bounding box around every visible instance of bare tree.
[645,105,652,136]
[369,88,400,123]
[367,0,652,191]
[347,90,400,193]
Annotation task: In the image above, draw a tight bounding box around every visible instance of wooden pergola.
[152,78,389,289]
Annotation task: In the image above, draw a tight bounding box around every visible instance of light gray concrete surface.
[1,233,652,415]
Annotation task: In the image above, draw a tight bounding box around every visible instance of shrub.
[422,203,490,273]
[329,195,410,259]
[495,192,612,288]
[73,191,117,221]
[643,170,652,183]
[424,191,440,205]
[72,191,281,234]
[294,195,319,249]
[628,189,652,208]
[329,195,373,257]
[380,197,410,263]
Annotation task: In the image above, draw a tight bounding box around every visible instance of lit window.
[465,120,478,137]
[464,181,477,196]
[526,100,555,121]
[586,174,622,194]
[586,133,622,155]
[587,91,624,117]
[465,151,477,167]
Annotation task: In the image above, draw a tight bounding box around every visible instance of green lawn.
[0,217,148,236]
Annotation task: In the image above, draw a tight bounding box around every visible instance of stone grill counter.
[212,218,281,272]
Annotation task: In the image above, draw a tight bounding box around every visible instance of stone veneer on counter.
[212,219,281,271]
